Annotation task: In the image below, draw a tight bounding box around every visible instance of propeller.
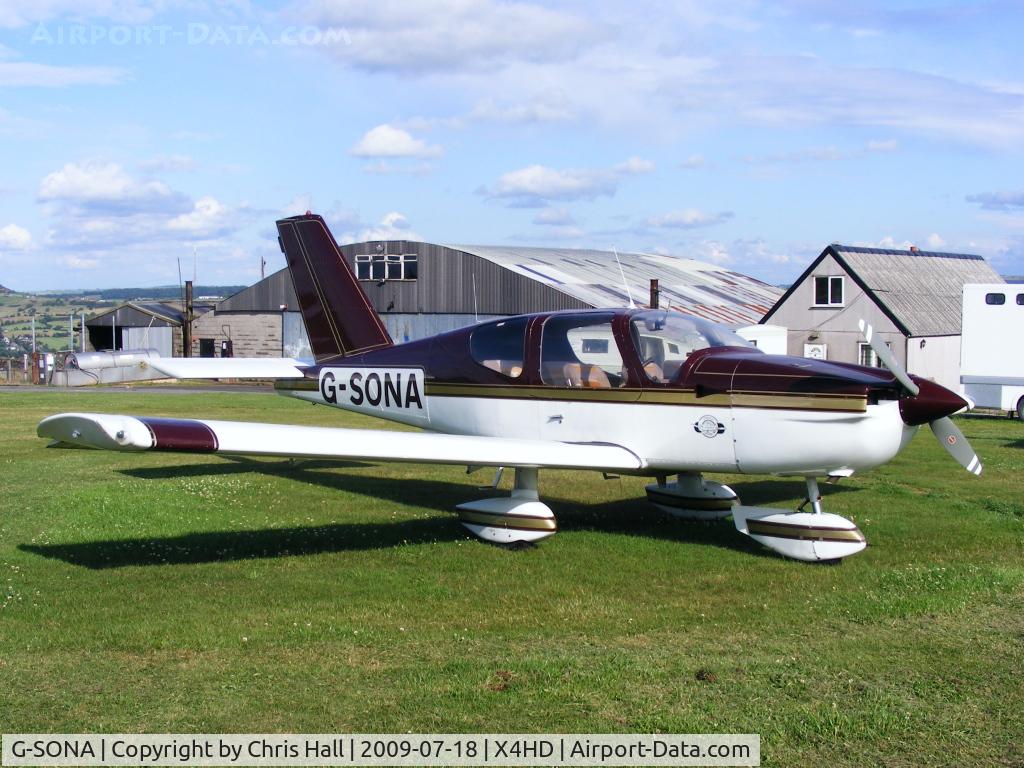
[859,319,982,476]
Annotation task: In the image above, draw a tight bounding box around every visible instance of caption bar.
[2,734,759,767]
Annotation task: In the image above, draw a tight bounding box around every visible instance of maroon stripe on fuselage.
[138,417,218,452]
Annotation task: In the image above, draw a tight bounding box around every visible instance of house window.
[355,253,418,281]
[1017,294,1024,306]
[985,292,1006,305]
[858,342,877,367]
[858,340,889,367]
[813,275,844,306]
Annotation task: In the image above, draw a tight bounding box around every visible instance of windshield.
[630,310,754,382]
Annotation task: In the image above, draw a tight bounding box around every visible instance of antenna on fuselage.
[472,272,479,323]
[612,246,636,308]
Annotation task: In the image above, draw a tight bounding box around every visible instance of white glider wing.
[145,357,309,379]
[37,413,644,472]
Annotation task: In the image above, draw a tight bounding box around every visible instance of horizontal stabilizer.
[146,357,308,380]
[38,413,645,471]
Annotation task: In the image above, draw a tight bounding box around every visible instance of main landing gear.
[456,467,557,545]
[647,472,865,562]
[455,469,865,562]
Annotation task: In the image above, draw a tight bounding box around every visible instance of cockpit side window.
[540,313,626,388]
[630,310,754,383]
[470,317,528,378]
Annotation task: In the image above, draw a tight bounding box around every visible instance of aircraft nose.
[898,377,970,426]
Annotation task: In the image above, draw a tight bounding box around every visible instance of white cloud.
[359,160,436,175]
[281,193,313,217]
[614,156,655,174]
[680,154,705,169]
[138,154,196,172]
[925,233,946,249]
[646,209,733,229]
[0,223,32,250]
[298,0,599,74]
[866,138,898,152]
[469,93,574,123]
[0,61,126,87]
[0,1,160,28]
[856,236,915,250]
[966,191,1024,211]
[743,145,846,165]
[533,208,576,226]
[58,255,99,270]
[350,124,442,158]
[167,196,230,237]
[358,211,421,241]
[39,160,172,205]
[482,157,653,206]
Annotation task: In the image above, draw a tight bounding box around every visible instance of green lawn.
[1,390,1022,766]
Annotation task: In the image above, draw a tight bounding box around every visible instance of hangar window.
[813,275,844,307]
[985,292,1006,305]
[541,313,625,388]
[470,317,528,378]
[355,253,418,281]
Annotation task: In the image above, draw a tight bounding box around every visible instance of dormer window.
[813,275,844,307]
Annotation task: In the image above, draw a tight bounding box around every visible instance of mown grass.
[1,390,1022,766]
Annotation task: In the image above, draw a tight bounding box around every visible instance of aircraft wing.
[37,413,645,472]
[145,357,309,379]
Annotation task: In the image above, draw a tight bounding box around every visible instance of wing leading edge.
[37,413,644,472]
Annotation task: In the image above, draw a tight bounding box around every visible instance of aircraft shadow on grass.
[19,459,859,568]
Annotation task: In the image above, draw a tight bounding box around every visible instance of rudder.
[276,213,393,362]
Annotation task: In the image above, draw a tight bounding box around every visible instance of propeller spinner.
[858,319,982,475]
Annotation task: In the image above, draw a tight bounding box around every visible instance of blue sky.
[1,0,1023,290]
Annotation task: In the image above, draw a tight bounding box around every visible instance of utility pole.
[183,280,194,357]
[81,312,86,352]
[649,278,660,309]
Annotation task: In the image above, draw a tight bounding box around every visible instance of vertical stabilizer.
[276,213,393,362]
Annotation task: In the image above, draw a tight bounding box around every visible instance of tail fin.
[276,213,392,362]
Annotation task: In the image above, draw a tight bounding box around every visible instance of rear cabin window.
[540,314,626,388]
[986,293,1006,305]
[470,317,528,378]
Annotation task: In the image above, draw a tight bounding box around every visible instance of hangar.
[761,243,1003,391]
[190,239,783,357]
[85,301,214,357]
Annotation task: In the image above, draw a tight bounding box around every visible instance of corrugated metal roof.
[446,245,782,325]
[834,245,1003,335]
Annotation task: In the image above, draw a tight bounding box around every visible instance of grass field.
[1,389,1022,766]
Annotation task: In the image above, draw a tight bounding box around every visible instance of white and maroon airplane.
[37,214,982,562]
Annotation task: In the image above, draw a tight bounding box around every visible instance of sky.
[1,0,1024,291]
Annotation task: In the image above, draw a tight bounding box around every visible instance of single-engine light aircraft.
[38,213,982,562]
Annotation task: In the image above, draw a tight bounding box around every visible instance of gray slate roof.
[833,245,1003,336]
[448,245,782,325]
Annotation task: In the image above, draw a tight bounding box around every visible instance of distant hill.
[0,284,11,295]
[36,285,247,301]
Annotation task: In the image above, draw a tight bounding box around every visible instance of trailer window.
[985,292,1006,305]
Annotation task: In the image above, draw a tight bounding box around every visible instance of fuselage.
[276,308,923,477]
